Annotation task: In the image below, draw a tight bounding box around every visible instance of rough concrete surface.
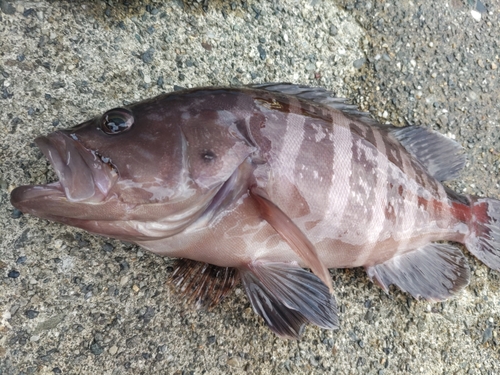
[0,0,499,374]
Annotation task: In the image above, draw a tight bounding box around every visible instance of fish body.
[11,84,500,338]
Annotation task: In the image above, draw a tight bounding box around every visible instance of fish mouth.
[11,131,118,212]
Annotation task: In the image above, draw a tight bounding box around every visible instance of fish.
[10,83,500,339]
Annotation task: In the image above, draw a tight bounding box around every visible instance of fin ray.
[466,197,500,271]
[241,270,308,339]
[366,243,470,301]
[390,126,466,181]
[240,261,338,339]
[169,259,239,309]
[251,82,379,126]
[253,83,466,182]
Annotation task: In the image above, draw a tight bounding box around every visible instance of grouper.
[10,84,500,339]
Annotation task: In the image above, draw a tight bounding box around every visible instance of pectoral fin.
[240,261,339,339]
[250,186,333,294]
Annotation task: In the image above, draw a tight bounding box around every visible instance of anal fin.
[169,259,239,309]
[366,243,470,301]
[240,261,338,339]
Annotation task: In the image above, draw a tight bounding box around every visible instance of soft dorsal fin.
[251,82,380,126]
[169,259,239,309]
[390,126,466,181]
[249,186,333,294]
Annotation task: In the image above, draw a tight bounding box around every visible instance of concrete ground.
[0,0,498,374]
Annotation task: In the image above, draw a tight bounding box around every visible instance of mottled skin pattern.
[134,88,468,269]
[12,87,469,268]
[13,85,500,338]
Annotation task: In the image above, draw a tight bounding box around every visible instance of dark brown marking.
[247,111,271,154]
[348,122,365,139]
[417,195,429,211]
[382,131,406,173]
[384,202,397,223]
[305,220,321,231]
[412,163,426,187]
[349,121,378,149]
[426,173,440,193]
[254,90,334,122]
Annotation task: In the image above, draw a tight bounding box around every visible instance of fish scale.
[10,83,500,339]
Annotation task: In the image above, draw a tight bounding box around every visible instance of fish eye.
[101,108,134,134]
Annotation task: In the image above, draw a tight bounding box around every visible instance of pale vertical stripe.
[395,151,419,253]
[350,129,391,265]
[366,130,389,247]
[326,124,352,225]
[276,113,306,180]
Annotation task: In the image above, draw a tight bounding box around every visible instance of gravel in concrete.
[1,0,499,374]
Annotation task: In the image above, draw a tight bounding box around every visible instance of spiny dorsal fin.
[366,242,470,301]
[250,82,379,126]
[390,126,466,181]
[169,259,239,309]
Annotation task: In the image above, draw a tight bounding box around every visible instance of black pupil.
[106,116,127,133]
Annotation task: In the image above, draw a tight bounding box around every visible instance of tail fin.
[465,197,500,271]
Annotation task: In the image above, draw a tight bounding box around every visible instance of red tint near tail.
[464,197,500,271]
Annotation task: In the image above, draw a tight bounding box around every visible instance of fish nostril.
[201,150,216,162]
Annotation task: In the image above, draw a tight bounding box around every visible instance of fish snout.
[35,131,117,202]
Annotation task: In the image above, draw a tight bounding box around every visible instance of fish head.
[10,90,256,241]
